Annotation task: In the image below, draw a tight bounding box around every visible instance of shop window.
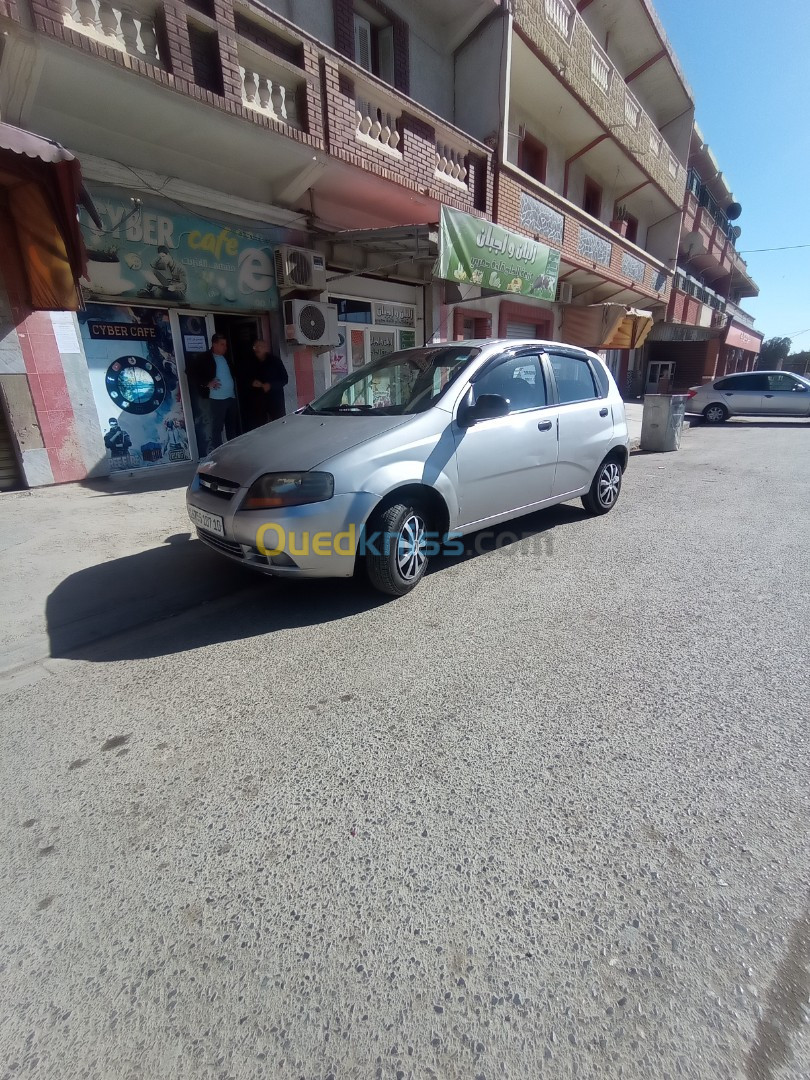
[583,177,602,219]
[453,308,491,341]
[624,214,639,245]
[518,133,547,185]
[330,297,373,323]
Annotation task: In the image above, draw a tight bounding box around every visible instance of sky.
[652,0,810,348]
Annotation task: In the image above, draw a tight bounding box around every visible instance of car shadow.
[46,504,586,664]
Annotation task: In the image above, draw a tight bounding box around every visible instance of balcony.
[237,44,306,130]
[500,165,671,304]
[60,0,164,67]
[512,0,685,206]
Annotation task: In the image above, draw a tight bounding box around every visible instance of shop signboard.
[79,186,298,312]
[436,206,561,302]
[374,302,415,327]
[79,304,191,472]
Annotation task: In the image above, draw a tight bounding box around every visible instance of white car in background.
[687,370,810,423]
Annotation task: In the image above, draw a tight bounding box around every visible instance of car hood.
[197,413,413,485]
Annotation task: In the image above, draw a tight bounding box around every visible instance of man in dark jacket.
[187,334,240,451]
[243,339,289,428]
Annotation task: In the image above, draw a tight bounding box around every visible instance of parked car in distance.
[187,340,630,596]
[687,370,810,423]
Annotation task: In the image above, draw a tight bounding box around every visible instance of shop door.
[505,320,537,340]
[215,314,263,431]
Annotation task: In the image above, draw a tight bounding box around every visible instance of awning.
[0,122,98,311]
[725,322,763,352]
[561,304,655,350]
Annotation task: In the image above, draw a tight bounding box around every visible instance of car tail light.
[686,389,698,399]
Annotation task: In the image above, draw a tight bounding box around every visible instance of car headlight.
[241,472,334,510]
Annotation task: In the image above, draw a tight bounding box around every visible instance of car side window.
[473,353,548,412]
[767,373,802,392]
[549,352,599,404]
[717,374,766,391]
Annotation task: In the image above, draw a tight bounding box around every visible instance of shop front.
[78,185,305,473]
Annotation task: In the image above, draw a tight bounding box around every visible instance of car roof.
[436,338,596,356]
[717,370,806,377]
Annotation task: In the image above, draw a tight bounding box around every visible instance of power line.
[737,243,810,254]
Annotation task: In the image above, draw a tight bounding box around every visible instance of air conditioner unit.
[274,245,327,290]
[284,299,338,347]
[556,280,573,304]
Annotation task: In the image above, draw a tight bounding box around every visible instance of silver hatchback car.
[186,340,630,595]
[687,370,810,423]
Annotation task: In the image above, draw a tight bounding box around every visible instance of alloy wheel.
[598,462,621,508]
[396,513,428,581]
[705,405,725,423]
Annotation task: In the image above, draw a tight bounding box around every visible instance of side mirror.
[793,384,807,392]
[462,393,510,426]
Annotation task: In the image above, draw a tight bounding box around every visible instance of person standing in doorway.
[189,334,240,450]
[243,339,289,428]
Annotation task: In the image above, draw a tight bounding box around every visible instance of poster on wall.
[330,329,349,380]
[79,305,191,472]
[436,206,561,301]
[79,186,302,312]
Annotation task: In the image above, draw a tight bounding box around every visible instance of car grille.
[196,529,245,559]
[198,473,240,501]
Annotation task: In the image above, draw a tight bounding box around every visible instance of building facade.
[0,0,757,487]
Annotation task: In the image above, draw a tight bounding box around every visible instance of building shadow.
[687,417,809,430]
[78,463,197,497]
[45,504,585,664]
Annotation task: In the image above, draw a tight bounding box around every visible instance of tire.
[364,501,431,597]
[582,457,622,516]
[703,402,728,424]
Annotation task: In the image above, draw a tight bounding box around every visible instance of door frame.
[169,309,216,461]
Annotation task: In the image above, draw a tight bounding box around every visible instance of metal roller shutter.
[505,320,537,339]
[0,404,22,491]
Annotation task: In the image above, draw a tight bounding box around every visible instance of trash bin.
[640,394,688,452]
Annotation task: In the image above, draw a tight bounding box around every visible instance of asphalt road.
[2,419,809,1080]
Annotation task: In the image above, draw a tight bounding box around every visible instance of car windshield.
[306,346,480,416]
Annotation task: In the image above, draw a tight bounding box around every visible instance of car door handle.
[764,394,774,398]
[537,420,553,431]
[599,407,609,417]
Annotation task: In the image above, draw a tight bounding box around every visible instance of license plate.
[188,505,224,536]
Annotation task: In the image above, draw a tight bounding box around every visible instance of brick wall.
[497,169,667,303]
[323,56,492,218]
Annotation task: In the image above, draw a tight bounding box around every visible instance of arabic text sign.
[437,206,561,302]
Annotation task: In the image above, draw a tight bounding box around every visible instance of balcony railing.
[590,41,612,95]
[435,139,468,188]
[61,0,163,65]
[354,80,402,157]
[545,0,575,41]
[624,88,641,130]
[238,47,303,127]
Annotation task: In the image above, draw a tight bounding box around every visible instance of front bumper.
[186,474,379,578]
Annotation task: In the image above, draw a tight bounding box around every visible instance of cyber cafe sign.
[80,190,280,312]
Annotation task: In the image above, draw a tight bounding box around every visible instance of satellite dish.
[727,202,742,220]
[681,231,706,255]
[731,225,742,240]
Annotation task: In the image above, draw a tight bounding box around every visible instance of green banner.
[437,206,561,301]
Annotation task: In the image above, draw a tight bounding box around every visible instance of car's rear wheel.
[365,501,430,596]
[582,457,622,516]
[703,402,728,424]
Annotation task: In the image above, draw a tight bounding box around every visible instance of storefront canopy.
[0,122,98,311]
[561,304,655,350]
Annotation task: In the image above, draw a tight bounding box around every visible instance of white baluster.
[243,68,257,104]
[284,88,298,126]
[258,77,271,112]
[98,0,117,35]
[270,82,284,120]
[61,0,74,20]
[120,10,138,54]
[389,124,399,151]
[139,16,158,62]
[369,108,382,143]
[357,101,372,136]
[76,0,96,28]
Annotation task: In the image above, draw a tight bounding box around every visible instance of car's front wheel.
[365,501,430,596]
[582,457,622,516]
[703,402,728,424]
